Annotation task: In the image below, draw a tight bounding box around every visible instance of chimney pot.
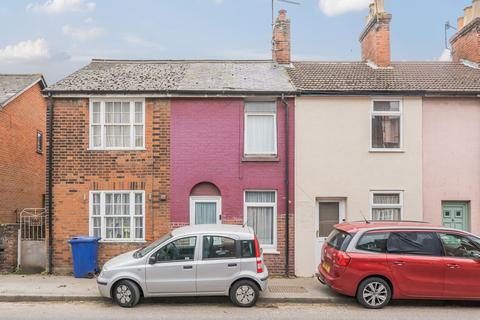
[464,6,473,25]
[473,0,480,20]
[278,9,287,20]
[458,16,465,30]
[375,0,385,13]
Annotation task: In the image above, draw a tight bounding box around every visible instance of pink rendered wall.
[170,98,293,222]
[423,98,480,233]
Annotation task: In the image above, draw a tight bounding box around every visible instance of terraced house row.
[2,0,477,276]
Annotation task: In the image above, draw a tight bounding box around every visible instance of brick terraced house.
[0,74,47,272]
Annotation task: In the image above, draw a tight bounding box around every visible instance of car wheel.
[113,280,141,308]
[229,280,259,307]
[356,277,392,309]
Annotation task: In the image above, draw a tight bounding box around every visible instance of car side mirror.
[148,255,156,265]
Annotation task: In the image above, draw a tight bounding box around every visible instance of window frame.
[201,235,238,260]
[189,196,222,225]
[244,101,278,157]
[386,231,444,257]
[438,232,480,260]
[36,130,43,154]
[89,190,146,242]
[370,98,403,152]
[370,190,404,221]
[243,190,278,253]
[89,98,146,151]
[151,236,198,263]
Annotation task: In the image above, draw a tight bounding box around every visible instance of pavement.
[0,274,351,304]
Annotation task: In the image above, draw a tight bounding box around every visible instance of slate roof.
[0,74,45,107]
[287,61,480,95]
[46,60,295,95]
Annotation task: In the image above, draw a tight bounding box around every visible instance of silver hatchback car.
[97,224,269,307]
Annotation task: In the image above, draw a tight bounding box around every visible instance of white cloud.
[438,49,452,62]
[319,0,372,16]
[62,25,105,41]
[27,0,96,14]
[0,38,50,62]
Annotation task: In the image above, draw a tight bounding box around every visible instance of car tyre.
[356,277,392,309]
[229,280,259,307]
[113,280,141,308]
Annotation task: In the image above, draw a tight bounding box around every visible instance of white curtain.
[373,194,400,205]
[372,208,401,221]
[245,191,275,203]
[195,202,217,224]
[246,115,275,154]
[247,207,273,245]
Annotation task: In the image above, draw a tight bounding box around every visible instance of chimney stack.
[359,0,392,67]
[272,9,291,65]
[450,0,480,63]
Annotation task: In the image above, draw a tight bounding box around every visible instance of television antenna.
[271,0,300,28]
[444,21,457,49]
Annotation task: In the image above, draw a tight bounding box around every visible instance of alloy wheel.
[362,282,388,307]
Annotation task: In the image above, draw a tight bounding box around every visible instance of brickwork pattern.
[0,224,19,272]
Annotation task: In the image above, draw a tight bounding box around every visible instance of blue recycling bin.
[68,236,101,278]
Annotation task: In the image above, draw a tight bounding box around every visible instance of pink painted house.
[423,2,480,233]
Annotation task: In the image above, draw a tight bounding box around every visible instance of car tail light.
[333,250,351,267]
[254,236,264,273]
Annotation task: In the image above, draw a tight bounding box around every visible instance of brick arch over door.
[190,182,221,196]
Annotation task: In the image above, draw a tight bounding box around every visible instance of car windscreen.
[326,229,353,251]
[133,233,172,258]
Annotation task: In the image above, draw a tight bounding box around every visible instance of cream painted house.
[287,0,480,276]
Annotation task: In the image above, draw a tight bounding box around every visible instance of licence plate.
[322,261,331,273]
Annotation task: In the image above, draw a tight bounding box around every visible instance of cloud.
[62,25,105,41]
[0,38,51,62]
[121,34,164,52]
[438,49,452,62]
[27,0,95,14]
[319,0,372,16]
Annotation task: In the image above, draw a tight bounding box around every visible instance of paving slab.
[0,274,351,304]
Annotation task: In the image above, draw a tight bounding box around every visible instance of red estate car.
[318,221,480,309]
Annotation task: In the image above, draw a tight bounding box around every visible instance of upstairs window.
[244,102,277,157]
[371,191,403,221]
[90,99,145,150]
[371,100,402,150]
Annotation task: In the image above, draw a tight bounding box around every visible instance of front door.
[190,196,221,225]
[146,236,198,294]
[315,200,345,270]
[442,202,469,231]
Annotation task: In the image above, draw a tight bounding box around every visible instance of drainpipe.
[281,94,290,276]
[47,93,54,274]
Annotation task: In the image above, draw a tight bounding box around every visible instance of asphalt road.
[1,299,480,320]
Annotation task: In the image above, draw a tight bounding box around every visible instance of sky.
[0,0,473,83]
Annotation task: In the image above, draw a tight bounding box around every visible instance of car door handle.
[183,265,193,270]
[447,264,460,269]
[228,263,238,267]
[393,261,406,266]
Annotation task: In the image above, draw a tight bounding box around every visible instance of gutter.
[47,93,54,274]
[280,94,290,276]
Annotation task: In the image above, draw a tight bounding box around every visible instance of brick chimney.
[451,0,480,63]
[272,9,291,65]
[359,0,392,67]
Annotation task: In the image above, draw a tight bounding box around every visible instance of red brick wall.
[0,83,46,224]
[360,14,392,67]
[273,9,291,65]
[49,98,170,273]
[0,224,19,272]
[451,19,480,63]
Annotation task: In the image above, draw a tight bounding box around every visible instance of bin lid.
[68,236,102,244]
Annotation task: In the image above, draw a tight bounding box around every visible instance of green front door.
[442,202,470,231]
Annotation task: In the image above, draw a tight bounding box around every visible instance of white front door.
[189,196,221,225]
[314,200,345,270]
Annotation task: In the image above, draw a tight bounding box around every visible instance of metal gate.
[18,208,46,273]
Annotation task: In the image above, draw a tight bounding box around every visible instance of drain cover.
[268,286,308,293]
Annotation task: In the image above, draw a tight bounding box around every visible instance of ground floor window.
[189,196,221,225]
[244,190,277,251]
[89,190,145,241]
[370,191,403,221]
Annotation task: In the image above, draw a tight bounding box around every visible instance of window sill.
[262,249,280,255]
[242,156,279,162]
[369,149,405,153]
[88,148,147,152]
[99,240,147,244]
